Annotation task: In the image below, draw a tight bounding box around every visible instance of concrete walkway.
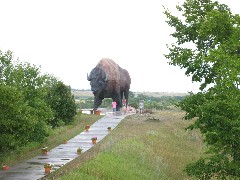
[0,111,131,180]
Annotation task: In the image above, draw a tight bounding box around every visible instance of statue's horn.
[87,73,90,81]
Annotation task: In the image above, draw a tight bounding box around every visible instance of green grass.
[45,110,206,180]
[0,112,101,167]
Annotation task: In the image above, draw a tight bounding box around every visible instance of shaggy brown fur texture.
[88,58,131,110]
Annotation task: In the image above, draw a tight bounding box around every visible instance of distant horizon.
[71,88,190,94]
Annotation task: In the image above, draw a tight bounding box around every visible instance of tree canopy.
[0,50,77,152]
[164,0,240,178]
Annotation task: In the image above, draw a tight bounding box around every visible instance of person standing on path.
[139,100,144,115]
[112,101,117,114]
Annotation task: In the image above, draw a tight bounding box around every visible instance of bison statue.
[87,58,131,111]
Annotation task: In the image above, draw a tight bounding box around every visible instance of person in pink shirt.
[112,101,117,113]
[123,99,127,106]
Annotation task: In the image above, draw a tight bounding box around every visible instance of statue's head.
[87,67,108,96]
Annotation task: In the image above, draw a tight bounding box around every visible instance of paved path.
[0,111,131,180]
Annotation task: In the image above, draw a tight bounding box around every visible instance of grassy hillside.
[44,110,205,180]
[71,90,189,99]
[72,89,93,97]
[134,91,189,97]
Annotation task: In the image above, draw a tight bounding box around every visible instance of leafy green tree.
[0,51,52,151]
[46,81,77,127]
[99,98,112,108]
[128,91,135,98]
[0,50,13,83]
[128,101,138,109]
[144,101,163,110]
[0,84,30,151]
[164,0,240,178]
[6,60,54,140]
[76,97,94,109]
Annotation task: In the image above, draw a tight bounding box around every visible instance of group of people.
[111,99,127,113]
[111,99,137,114]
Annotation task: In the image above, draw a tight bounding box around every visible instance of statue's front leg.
[93,97,103,110]
[115,93,122,111]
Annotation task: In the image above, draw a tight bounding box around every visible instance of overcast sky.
[0,0,239,93]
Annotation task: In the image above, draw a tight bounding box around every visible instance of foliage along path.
[0,110,133,180]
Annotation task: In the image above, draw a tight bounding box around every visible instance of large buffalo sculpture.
[87,58,131,111]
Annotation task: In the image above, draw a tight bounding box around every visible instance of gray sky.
[0,0,239,93]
